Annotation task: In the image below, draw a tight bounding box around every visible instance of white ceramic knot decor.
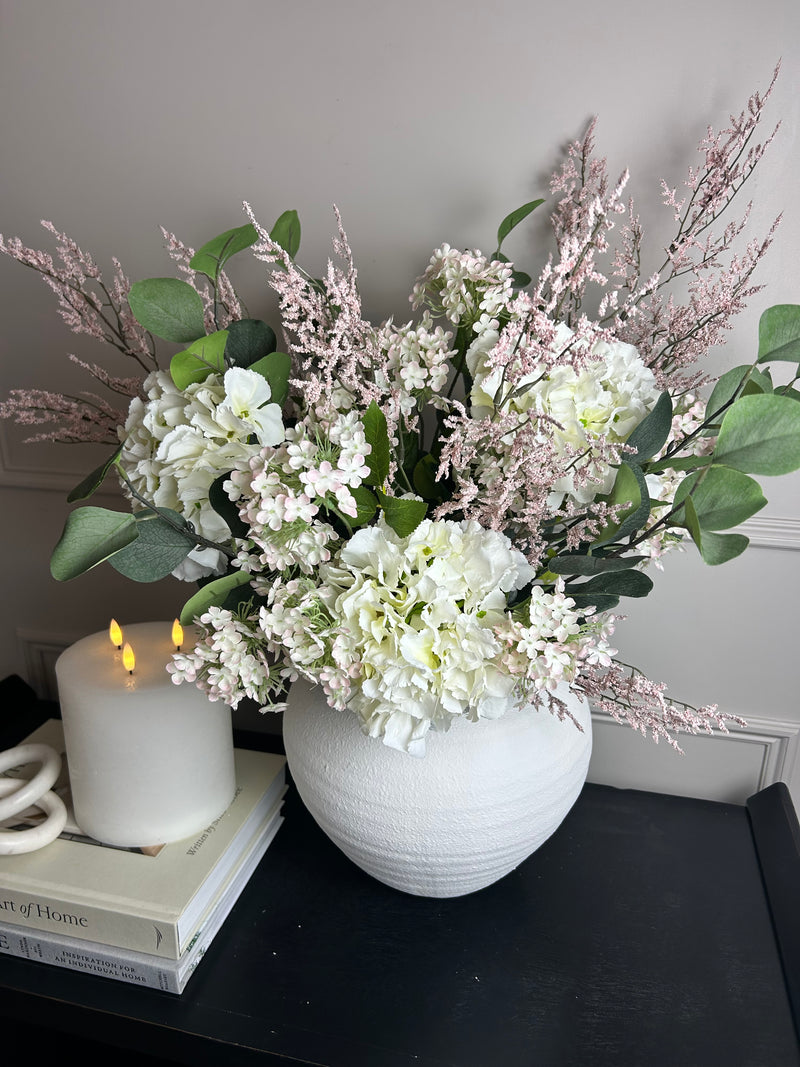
[282,678,592,897]
[0,743,68,855]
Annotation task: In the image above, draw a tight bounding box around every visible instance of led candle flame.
[172,618,184,651]
[122,642,135,674]
[109,619,123,649]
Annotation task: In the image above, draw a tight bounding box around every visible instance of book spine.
[0,923,182,993]
[0,891,181,958]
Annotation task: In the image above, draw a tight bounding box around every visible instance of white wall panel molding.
[588,709,800,809]
[739,516,800,551]
[0,426,120,495]
[17,629,84,703]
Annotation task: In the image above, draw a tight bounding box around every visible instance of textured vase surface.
[282,678,593,897]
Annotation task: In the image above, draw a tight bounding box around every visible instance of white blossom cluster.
[168,606,277,708]
[412,244,514,330]
[119,367,283,579]
[226,410,371,575]
[378,311,455,413]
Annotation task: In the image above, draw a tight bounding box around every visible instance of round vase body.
[282,679,592,897]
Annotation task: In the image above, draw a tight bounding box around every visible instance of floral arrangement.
[3,68,800,756]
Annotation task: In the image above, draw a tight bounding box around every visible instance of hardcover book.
[0,719,286,957]
[0,799,284,993]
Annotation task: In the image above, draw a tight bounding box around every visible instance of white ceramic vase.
[282,678,593,897]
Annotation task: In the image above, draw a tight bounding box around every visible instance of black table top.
[0,678,798,1067]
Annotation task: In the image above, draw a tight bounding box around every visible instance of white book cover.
[0,801,284,993]
[0,719,286,957]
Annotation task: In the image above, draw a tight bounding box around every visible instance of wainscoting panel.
[588,710,800,807]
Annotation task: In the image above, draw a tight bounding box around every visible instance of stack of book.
[0,718,286,993]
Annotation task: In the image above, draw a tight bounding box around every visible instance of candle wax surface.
[58,621,199,695]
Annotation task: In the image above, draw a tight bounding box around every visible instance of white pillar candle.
[55,621,236,848]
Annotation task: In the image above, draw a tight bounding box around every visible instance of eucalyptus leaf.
[247,351,292,407]
[170,330,229,389]
[496,198,545,252]
[108,509,196,582]
[50,507,138,581]
[705,365,772,426]
[572,569,654,598]
[757,304,800,364]
[363,401,391,487]
[568,593,620,613]
[624,391,673,463]
[377,491,427,538]
[679,495,748,564]
[224,319,277,369]
[189,223,258,281]
[179,570,253,626]
[697,529,750,566]
[714,394,800,475]
[682,495,702,549]
[672,465,766,531]
[548,554,647,576]
[270,210,301,258]
[128,278,206,343]
[67,447,122,503]
[594,463,649,545]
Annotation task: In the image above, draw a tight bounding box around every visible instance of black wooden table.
[0,677,798,1067]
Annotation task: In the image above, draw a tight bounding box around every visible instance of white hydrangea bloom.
[118,367,285,579]
[313,519,535,755]
[467,322,660,501]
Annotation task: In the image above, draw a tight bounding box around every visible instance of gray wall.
[1,0,798,802]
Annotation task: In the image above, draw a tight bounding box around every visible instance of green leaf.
[189,223,258,281]
[496,199,545,252]
[248,351,292,407]
[270,210,301,258]
[697,529,750,566]
[209,473,249,538]
[66,447,122,503]
[50,507,138,581]
[179,570,253,626]
[548,554,647,576]
[377,490,427,538]
[594,463,650,545]
[713,394,800,475]
[672,465,766,531]
[128,278,206,343]
[348,485,378,527]
[573,569,654,598]
[170,330,229,389]
[511,270,532,289]
[757,304,800,364]
[224,319,277,369]
[624,391,673,463]
[363,401,391,487]
[108,509,196,582]
[681,495,749,566]
[705,365,772,426]
[568,593,620,614]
